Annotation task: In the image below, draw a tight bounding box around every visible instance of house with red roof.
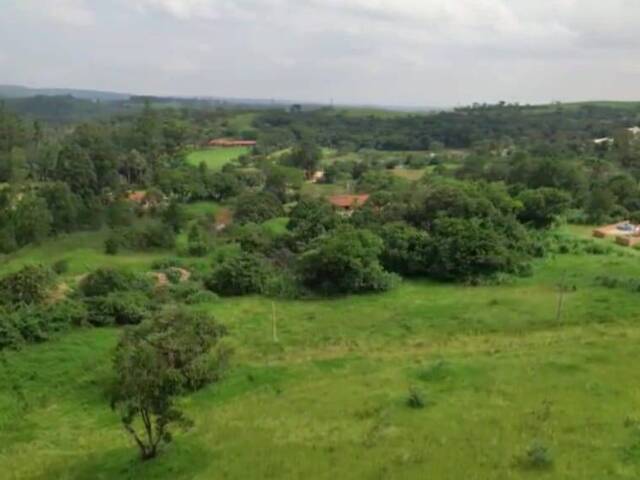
[328,194,369,215]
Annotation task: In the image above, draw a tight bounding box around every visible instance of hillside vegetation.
[3,99,640,478]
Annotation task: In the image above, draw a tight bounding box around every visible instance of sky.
[2,0,640,107]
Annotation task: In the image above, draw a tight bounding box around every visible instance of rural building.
[328,194,369,215]
[593,221,640,247]
[628,126,640,136]
[127,190,165,210]
[593,137,613,145]
[310,170,325,183]
[208,138,257,148]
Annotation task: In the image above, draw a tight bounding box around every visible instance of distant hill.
[0,84,131,101]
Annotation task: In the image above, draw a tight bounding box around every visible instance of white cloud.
[19,0,96,27]
[3,0,640,105]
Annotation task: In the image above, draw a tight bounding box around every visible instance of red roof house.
[208,138,257,147]
[328,194,370,214]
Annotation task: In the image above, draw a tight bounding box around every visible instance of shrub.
[151,258,186,270]
[104,237,120,255]
[164,267,184,284]
[187,224,211,257]
[108,222,176,253]
[52,259,70,275]
[80,268,153,297]
[86,292,152,326]
[520,441,553,470]
[205,252,269,296]
[184,290,220,305]
[0,264,56,306]
[0,299,87,350]
[262,270,304,299]
[0,309,23,349]
[407,387,426,409]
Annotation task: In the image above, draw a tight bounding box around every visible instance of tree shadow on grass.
[35,439,212,480]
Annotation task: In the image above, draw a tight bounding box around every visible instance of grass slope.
[3,230,640,478]
[186,147,250,170]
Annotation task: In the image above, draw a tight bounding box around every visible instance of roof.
[127,190,147,203]
[328,194,370,209]
[208,138,257,146]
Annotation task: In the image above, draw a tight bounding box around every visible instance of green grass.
[183,201,222,218]
[5,229,640,478]
[0,229,170,278]
[186,147,249,170]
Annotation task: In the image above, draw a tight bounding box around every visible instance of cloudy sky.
[2,0,640,107]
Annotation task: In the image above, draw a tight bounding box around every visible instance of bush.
[0,264,56,306]
[108,222,176,252]
[164,267,184,284]
[262,270,304,299]
[0,299,87,350]
[407,387,426,409]
[80,268,153,297]
[86,292,152,326]
[52,259,70,275]
[151,258,186,270]
[184,290,220,305]
[187,224,211,257]
[104,237,120,255]
[205,252,269,296]
[520,441,553,470]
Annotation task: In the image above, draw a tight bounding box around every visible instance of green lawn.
[0,229,170,279]
[186,147,250,170]
[183,201,222,218]
[4,230,640,478]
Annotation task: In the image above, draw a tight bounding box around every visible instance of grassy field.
[186,147,250,170]
[3,228,640,478]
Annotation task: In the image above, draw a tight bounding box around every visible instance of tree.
[285,141,322,178]
[56,143,98,195]
[12,194,52,246]
[234,192,284,224]
[287,197,339,247]
[517,188,571,229]
[0,264,56,306]
[40,182,80,234]
[205,251,268,296]
[378,222,432,276]
[111,308,229,460]
[161,200,186,233]
[107,200,135,228]
[298,226,397,294]
[586,187,617,224]
[427,217,525,281]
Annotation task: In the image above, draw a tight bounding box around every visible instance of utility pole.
[555,270,567,322]
[271,302,279,343]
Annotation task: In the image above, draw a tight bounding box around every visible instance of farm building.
[593,221,640,247]
[127,190,165,210]
[310,170,325,183]
[328,194,369,215]
[208,138,257,148]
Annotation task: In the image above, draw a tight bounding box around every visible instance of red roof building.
[208,138,257,147]
[328,194,370,214]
